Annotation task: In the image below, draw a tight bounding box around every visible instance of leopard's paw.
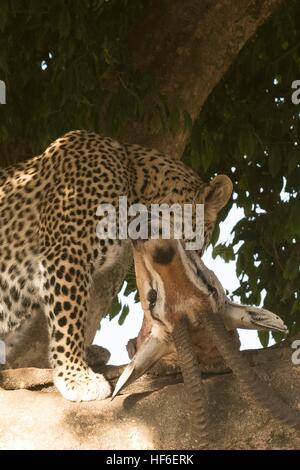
[54,367,112,402]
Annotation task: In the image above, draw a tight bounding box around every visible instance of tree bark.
[7,0,285,370]
[1,338,300,449]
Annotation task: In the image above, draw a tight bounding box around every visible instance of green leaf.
[258,330,270,348]
[212,244,235,262]
[236,253,244,278]
[108,295,122,321]
[118,305,130,325]
[209,224,220,247]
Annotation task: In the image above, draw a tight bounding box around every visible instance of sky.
[94,204,274,365]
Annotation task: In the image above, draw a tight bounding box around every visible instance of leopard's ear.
[204,175,233,218]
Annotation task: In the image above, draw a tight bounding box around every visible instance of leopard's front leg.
[42,251,111,402]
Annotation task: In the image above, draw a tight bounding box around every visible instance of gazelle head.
[112,236,226,398]
[133,238,223,331]
[113,237,288,399]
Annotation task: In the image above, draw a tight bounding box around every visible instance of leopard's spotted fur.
[0,130,231,401]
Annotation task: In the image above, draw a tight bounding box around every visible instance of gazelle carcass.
[113,239,299,449]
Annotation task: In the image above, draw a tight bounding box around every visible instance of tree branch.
[1,338,299,449]
[120,0,285,158]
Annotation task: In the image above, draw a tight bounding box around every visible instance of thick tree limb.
[1,340,300,449]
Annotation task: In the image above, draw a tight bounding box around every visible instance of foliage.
[1,1,300,338]
[0,0,154,164]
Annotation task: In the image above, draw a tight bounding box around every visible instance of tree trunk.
[120,0,284,158]
[7,0,284,371]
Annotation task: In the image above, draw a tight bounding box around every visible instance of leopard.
[0,130,232,401]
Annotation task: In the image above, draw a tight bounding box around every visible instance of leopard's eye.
[147,289,157,309]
